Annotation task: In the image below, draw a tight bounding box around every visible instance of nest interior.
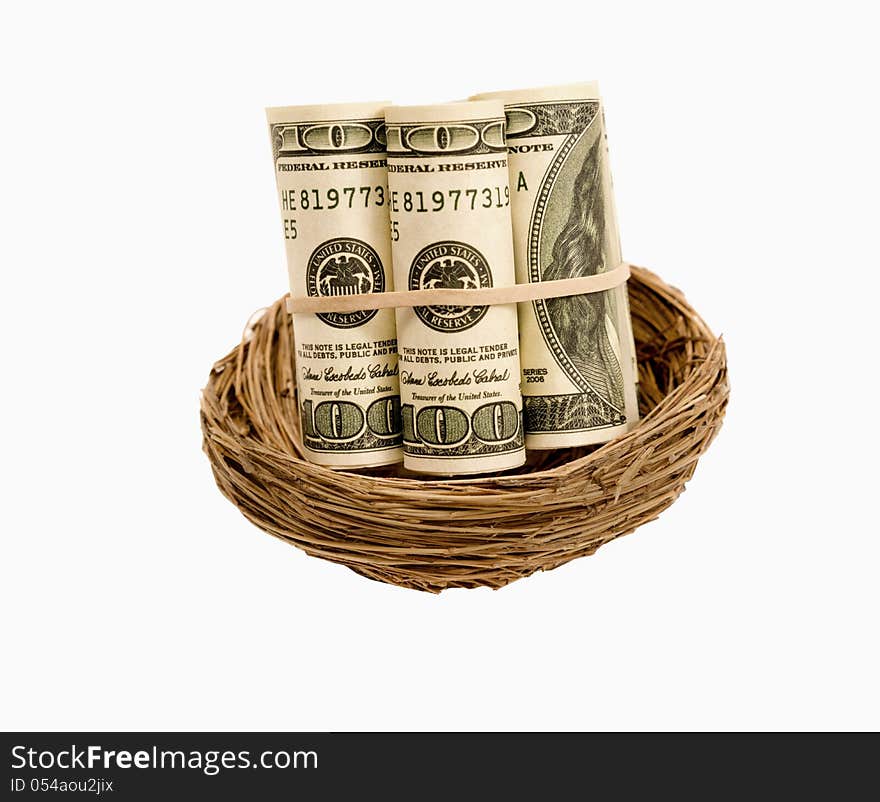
[200,266,729,592]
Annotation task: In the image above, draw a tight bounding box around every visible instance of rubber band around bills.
[286,262,631,315]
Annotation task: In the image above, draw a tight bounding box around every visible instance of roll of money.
[266,102,402,468]
[384,101,526,475]
[470,83,639,448]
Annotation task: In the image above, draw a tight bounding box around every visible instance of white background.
[2,1,878,731]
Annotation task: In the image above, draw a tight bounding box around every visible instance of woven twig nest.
[201,266,728,592]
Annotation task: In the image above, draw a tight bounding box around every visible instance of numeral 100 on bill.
[300,396,401,442]
[402,402,520,446]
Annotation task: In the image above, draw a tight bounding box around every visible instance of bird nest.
[200,266,728,592]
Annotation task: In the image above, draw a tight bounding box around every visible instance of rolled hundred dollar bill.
[470,83,639,448]
[266,102,402,468]
[385,101,526,474]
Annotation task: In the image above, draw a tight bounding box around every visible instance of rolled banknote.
[266,102,402,468]
[470,83,639,448]
[384,101,526,475]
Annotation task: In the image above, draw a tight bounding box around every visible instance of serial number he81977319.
[279,186,386,211]
[390,187,510,213]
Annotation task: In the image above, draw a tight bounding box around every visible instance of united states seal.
[408,240,492,333]
[306,237,384,328]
